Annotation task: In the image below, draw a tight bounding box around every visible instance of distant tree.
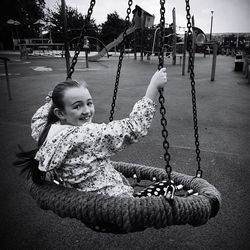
[99,11,131,46]
[0,0,45,49]
[47,3,97,46]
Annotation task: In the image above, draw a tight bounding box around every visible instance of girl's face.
[59,86,95,126]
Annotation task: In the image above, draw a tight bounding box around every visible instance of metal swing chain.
[185,0,202,178]
[109,0,133,122]
[157,0,172,181]
[158,0,165,70]
[67,0,96,80]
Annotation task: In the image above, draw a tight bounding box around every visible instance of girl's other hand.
[145,68,168,101]
[150,67,167,89]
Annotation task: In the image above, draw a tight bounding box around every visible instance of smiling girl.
[16,68,167,197]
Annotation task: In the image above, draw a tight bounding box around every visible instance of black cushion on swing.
[27,161,221,233]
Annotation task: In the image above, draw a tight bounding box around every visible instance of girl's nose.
[82,105,90,114]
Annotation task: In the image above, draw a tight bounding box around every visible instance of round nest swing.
[27,161,221,233]
[23,0,221,234]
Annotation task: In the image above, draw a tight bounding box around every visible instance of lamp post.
[209,11,214,41]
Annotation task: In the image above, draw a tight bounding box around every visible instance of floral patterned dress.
[31,97,156,197]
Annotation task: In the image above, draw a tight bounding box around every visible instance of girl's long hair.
[13,80,86,184]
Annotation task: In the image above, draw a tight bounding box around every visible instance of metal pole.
[209,11,214,41]
[61,0,70,75]
[140,13,145,61]
[85,50,89,68]
[182,32,187,76]
[236,33,239,49]
[151,27,160,56]
[211,43,218,81]
[172,8,176,65]
[3,59,12,100]
[134,30,137,60]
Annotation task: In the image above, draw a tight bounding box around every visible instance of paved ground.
[0,52,249,250]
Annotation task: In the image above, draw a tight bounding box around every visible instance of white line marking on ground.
[30,66,53,71]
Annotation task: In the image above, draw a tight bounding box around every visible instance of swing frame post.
[211,42,218,81]
[172,7,177,65]
[182,31,187,76]
[85,50,89,68]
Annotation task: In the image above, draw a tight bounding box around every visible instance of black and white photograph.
[0,0,249,249]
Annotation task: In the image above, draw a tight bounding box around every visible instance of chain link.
[158,0,165,70]
[109,0,133,122]
[67,0,96,80]
[185,0,202,177]
[157,0,172,180]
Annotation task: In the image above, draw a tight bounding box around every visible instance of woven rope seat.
[27,161,221,233]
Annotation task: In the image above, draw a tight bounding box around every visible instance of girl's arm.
[98,97,156,155]
[92,68,168,156]
[31,94,52,142]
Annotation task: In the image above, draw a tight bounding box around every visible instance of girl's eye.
[74,105,81,110]
[87,102,93,106]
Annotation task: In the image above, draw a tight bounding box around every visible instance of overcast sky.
[45,0,250,34]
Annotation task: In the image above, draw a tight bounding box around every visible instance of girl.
[16,68,167,197]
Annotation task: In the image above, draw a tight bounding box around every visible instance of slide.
[88,25,138,61]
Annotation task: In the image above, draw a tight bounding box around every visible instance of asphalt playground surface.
[0,51,249,250]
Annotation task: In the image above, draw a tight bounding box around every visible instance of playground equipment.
[68,35,109,67]
[136,7,182,65]
[17,0,221,233]
[88,25,138,61]
[177,24,218,82]
[88,5,152,62]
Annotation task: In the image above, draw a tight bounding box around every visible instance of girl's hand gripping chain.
[150,67,167,89]
[145,68,167,101]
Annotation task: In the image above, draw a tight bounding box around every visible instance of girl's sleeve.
[31,101,52,141]
[96,97,156,156]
